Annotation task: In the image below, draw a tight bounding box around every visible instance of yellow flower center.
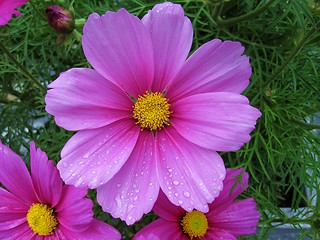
[132,91,171,131]
[26,203,58,236]
[181,210,208,239]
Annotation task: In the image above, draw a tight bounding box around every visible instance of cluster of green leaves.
[1,0,320,239]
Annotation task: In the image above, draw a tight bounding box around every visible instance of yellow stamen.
[27,203,58,236]
[181,210,208,239]
[132,91,171,131]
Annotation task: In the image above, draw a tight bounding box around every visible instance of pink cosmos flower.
[45,2,261,224]
[0,0,28,26]
[134,168,260,240]
[0,141,121,239]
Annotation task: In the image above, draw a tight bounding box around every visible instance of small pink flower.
[0,141,121,239]
[45,2,261,224]
[0,0,28,26]
[134,168,260,240]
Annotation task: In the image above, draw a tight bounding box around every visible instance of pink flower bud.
[45,6,75,34]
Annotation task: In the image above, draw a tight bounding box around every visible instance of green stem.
[265,20,320,86]
[213,1,224,21]
[0,42,46,93]
[29,0,46,20]
[290,119,320,130]
[217,0,277,26]
[267,218,312,225]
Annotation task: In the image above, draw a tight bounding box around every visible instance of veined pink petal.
[58,219,121,240]
[0,0,28,26]
[0,222,33,240]
[153,190,184,222]
[209,198,260,237]
[133,219,188,240]
[55,185,93,232]
[30,142,62,207]
[0,142,37,205]
[97,131,159,225]
[168,39,251,101]
[45,68,132,131]
[205,228,237,240]
[208,168,248,215]
[57,119,140,188]
[171,92,261,151]
[142,2,193,91]
[0,188,28,230]
[82,9,154,97]
[155,127,226,213]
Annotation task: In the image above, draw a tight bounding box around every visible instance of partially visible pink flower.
[0,0,28,26]
[134,168,260,240]
[45,2,261,224]
[0,141,121,239]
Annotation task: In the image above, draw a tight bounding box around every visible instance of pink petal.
[0,187,28,230]
[153,190,184,221]
[30,142,62,207]
[142,2,193,91]
[171,92,261,151]
[155,127,226,213]
[133,219,188,240]
[97,131,159,225]
[55,185,93,232]
[0,222,34,239]
[0,0,28,26]
[82,9,154,97]
[209,198,260,237]
[57,119,140,188]
[58,219,121,240]
[208,168,248,215]
[168,39,251,101]
[0,142,37,204]
[205,228,237,240]
[45,68,132,131]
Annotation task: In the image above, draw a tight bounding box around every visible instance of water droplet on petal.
[173,180,179,185]
[178,200,183,205]
[183,191,190,198]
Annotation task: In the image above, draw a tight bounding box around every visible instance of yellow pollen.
[26,203,58,236]
[181,210,208,239]
[132,91,171,131]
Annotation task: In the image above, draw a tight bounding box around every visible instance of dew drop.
[82,153,90,159]
[62,162,68,167]
[173,180,179,185]
[183,191,191,198]
[168,168,173,172]
[178,200,183,205]
[174,193,179,197]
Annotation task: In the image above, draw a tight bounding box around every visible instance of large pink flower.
[0,0,28,26]
[45,2,261,224]
[134,168,260,240]
[0,141,121,239]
